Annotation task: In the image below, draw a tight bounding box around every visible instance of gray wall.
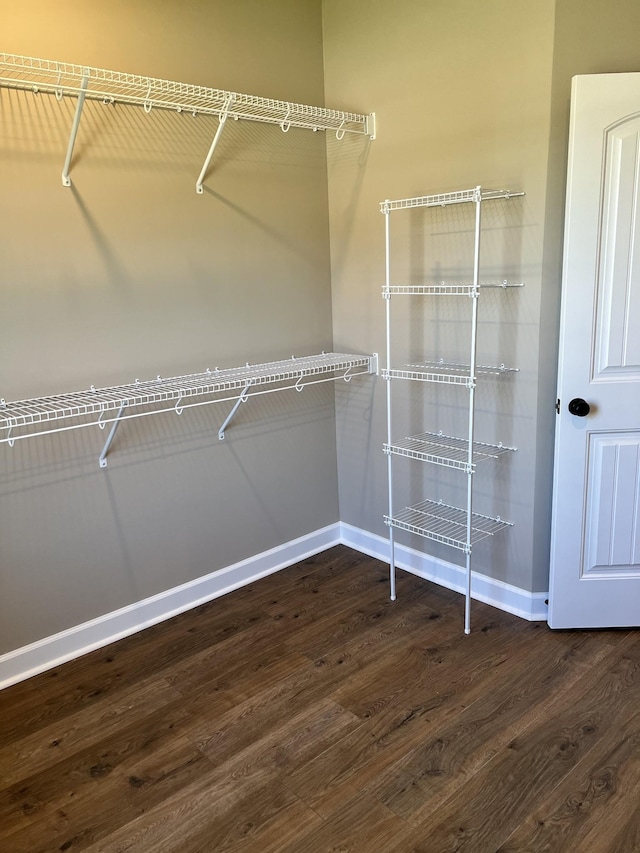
[325,0,640,594]
[0,0,346,652]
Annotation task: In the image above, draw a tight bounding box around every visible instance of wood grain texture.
[0,545,638,852]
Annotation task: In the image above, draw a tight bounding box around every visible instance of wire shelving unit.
[0,52,375,192]
[381,185,524,633]
[0,352,377,467]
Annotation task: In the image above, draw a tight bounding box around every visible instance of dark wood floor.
[1,545,639,852]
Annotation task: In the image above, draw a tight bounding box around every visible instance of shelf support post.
[99,403,127,468]
[62,71,89,187]
[218,383,250,440]
[196,94,234,194]
[382,201,397,602]
[464,187,483,634]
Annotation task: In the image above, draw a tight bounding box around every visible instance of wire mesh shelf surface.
[0,352,374,441]
[410,359,519,375]
[382,360,517,387]
[409,359,518,376]
[383,431,516,471]
[0,52,373,136]
[384,499,513,553]
[380,187,524,213]
[382,281,523,297]
[381,367,473,387]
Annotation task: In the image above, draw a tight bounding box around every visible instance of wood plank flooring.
[1,545,639,852]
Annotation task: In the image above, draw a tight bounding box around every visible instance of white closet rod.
[0,52,376,190]
[0,352,378,467]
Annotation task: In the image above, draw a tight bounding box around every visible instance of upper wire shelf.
[380,186,524,213]
[384,498,513,554]
[0,52,375,191]
[384,431,516,472]
[0,352,377,465]
[382,281,524,297]
[0,52,373,136]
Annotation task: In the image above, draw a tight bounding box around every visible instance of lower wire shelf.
[0,351,377,466]
[384,498,513,553]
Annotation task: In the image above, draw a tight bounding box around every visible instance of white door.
[549,73,640,629]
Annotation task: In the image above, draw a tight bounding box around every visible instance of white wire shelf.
[0,51,375,191]
[384,499,513,553]
[409,359,519,375]
[380,186,524,213]
[0,352,377,465]
[381,359,518,387]
[382,281,523,297]
[384,431,516,472]
[0,52,373,136]
[382,367,472,387]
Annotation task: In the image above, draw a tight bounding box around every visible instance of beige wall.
[535,0,640,580]
[4,0,640,656]
[325,0,556,593]
[0,0,340,652]
[325,0,640,594]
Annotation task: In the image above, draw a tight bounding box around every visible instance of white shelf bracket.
[369,353,379,375]
[61,71,89,187]
[218,382,251,440]
[99,403,127,468]
[196,94,234,194]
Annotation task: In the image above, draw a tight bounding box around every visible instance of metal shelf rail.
[0,352,378,467]
[0,52,376,192]
[381,185,524,633]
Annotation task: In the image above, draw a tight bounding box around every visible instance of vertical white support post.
[464,187,483,633]
[384,202,397,602]
[196,95,233,194]
[62,73,89,187]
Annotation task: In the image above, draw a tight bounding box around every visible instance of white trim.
[0,520,548,690]
[0,523,341,690]
[339,522,549,622]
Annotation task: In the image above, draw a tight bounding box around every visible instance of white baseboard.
[0,520,548,690]
[0,523,341,690]
[339,522,549,622]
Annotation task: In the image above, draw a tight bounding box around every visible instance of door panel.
[549,74,640,628]
[595,118,640,377]
[583,433,640,576]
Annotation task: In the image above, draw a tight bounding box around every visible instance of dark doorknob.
[568,397,591,417]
